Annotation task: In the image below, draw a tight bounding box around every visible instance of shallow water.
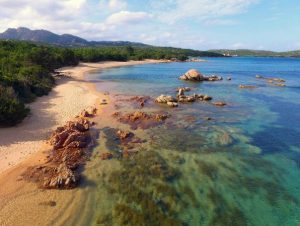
[84,57,300,226]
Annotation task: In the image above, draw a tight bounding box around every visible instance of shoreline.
[0,59,167,175]
[0,59,168,226]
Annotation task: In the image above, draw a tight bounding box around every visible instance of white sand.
[0,60,165,174]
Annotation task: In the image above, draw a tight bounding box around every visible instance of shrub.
[0,85,29,127]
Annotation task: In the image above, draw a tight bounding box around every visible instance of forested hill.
[0,27,150,47]
[210,49,300,57]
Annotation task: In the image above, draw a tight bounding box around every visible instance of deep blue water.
[87,57,300,226]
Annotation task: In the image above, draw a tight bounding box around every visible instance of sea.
[82,57,300,226]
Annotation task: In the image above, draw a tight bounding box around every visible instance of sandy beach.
[0,59,167,226]
[0,59,165,174]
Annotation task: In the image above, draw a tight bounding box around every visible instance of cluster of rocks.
[256,75,286,87]
[155,87,226,108]
[23,107,97,189]
[179,69,223,82]
[155,95,178,107]
[112,111,169,130]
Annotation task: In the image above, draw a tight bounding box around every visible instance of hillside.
[211,49,300,57]
[0,27,149,47]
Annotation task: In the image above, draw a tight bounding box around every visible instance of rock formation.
[155,95,177,104]
[179,69,204,81]
[23,107,97,189]
[113,111,169,130]
[179,69,223,82]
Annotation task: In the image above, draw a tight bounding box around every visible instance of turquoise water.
[86,57,300,226]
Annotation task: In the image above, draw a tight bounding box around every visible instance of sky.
[0,0,300,51]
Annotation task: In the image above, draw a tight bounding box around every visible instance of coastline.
[0,59,168,226]
[0,59,166,174]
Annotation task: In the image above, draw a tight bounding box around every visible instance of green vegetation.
[0,86,29,126]
[0,40,78,126]
[211,49,300,57]
[74,46,222,62]
[0,40,222,126]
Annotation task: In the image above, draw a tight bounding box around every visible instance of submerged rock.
[128,96,151,108]
[213,101,227,107]
[256,75,286,83]
[203,95,213,101]
[239,85,257,89]
[100,152,114,160]
[274,83,286,87]
[113,111,169,130]
[117,130,133,140]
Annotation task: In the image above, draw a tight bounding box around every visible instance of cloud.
[203,19,237,26]
[99,0,127,12]
[150,0,259,23]
[105,11,152,26]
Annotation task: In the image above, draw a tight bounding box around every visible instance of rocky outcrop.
[179,69,204,81]
[155,91,213,107]
[179,69,223,82]
[49,118,91,150]
[113,111,169,130]
[23,107,97,189]
[155,95,177,104]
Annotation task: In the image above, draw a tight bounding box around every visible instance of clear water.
[85,57,300,226]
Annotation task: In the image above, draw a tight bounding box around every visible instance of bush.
[0,86,29,126]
